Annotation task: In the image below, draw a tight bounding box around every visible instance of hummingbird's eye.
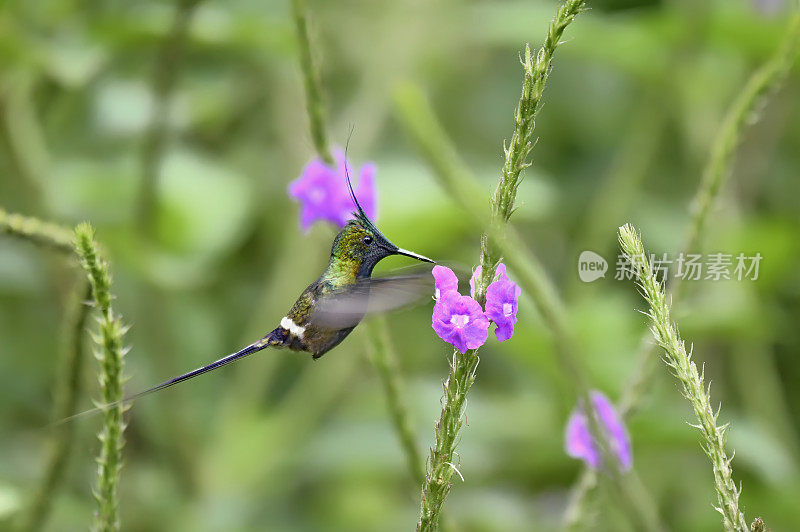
[362,236,373,245]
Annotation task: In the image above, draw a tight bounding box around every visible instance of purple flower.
[565,391,632,471]
[288,149,377,231]
[469,263,519,341]
[484,271,519,342]
[432,290,489,354]
[752,0,783,15]
[432,265,459,301]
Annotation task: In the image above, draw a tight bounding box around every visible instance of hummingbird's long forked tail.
[54,329,285,425]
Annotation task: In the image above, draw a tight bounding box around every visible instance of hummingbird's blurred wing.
[311,267,436,329]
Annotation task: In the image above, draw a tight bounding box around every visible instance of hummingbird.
[76,177,435,413]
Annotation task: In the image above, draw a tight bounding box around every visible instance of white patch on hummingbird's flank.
[281,316,306,339]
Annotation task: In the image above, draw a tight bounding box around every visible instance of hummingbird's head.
[329,173,434,278]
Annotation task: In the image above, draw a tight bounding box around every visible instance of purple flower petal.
[469,263,510,298]
[494,263,509,281]
[432,265,459,301]
[484,275,520,341]
[591,391,633,470]
[469,266,481,299]
[566,410,600,469]
[288,160,338,231]
[564,391,632,471]
[288,149,378,231]
[432,291,489,354]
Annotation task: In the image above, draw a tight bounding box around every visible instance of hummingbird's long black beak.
[394,246,435,264]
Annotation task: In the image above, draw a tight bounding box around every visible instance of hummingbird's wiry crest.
[344,154,380,234]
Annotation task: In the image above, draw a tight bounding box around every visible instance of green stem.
[291,0,334,165]
[417,348,478,532]
[394,86,569,367]
[74,223,128,532]
[291,0,429,498]
[138,0,201,236]
[393,85,487,219]
[365,317,425,485]
[394,86,575,384]
[416,3,589,530]
[136,0,204,493]
[565,10,800,523]
[0,207,74,254]
[396,82,663,532]
[681,11,800,268]
[17,281,91,532]
[1,208,90,531]
[619,9,800,420]
[571,89,664,263]
[618,224,749,532]
[0,76,48,207]
[563,468,598,530]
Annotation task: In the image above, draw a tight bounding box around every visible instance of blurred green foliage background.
[2,0,800,530]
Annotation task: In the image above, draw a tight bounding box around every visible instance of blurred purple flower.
[752,0,783,15]
[565,391,632,471]
[288,149,377,231]
[432,290,489,354]
[469,263,520,341]
[432,265,459,301]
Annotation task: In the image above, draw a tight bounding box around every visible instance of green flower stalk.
[493,0,587,224]
[292,0,334,166]
[1,210,90,532]
[0,80,48,205]
[621,8,800,420]
[74,223,128,532]
[365,317,425,484]
[618,224,749,532]
[569,9,800,523]
[394,86,577,394]
[291,0,427,491]
[396,71,662,532]
[417,2,587,530]
[17,281,91,532]
[683,11,800,265]
[0,207,74,254]
[393,85,486,219]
